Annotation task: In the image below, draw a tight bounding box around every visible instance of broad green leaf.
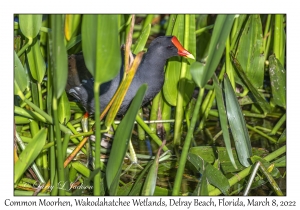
[200,14,235,87]
[81,14,121,84]
[132,23,151,54]
[14,128,47,183]
[128,160,153,195]
[235,15,265,89]
[58,91,71,124]
[230,14,248,49]
[189,146,215,164]
[142,146,163,195]
[188,153,230,195]
[190,61,206,88]
[268,55,286,108]
[196,30,211,62]
[106,84,147,195]
[163,14,196,106]
[193,170,208,196]
[14,51,28,94]
[19,14,42,40]
[213,75,237,169]
[142,160,158,195]
[64,14,81,41]
[50,15,68,98]
[26,38,46,83]
[199,170,209,195]
[217,147,268,173]
[231,54,271,113]
[224,75,252,167]
[153,186,170,196]
[189,146,269,173]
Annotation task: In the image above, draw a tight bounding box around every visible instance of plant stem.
[270,113,286,135]
[52,96,65,195]
[93,82,101,195]
[136,115,169,152]
[174,14,190,146]
[172,87,204,195]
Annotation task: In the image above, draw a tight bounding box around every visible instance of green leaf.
[14,128,47,183]
[251,156,281,179]
[188,153,230,195]
[189,146,269,173]
[71,161,91,178]
[235,15,265,89]
[224,75,252,167]
[19,14,43,40]
[190,61,206,88]
[199,170,209,195]
[58,91,71,124]
[231,54,271,113]
[213,75,237,169]
[200,14,235,87]
[26,38,46,83]
[142,147,163,195]
[193,170,208,196]
[50,15,68,98]
[163,14,196,106]
[81,14,121,84]
[132,23,151,54]
[274,15,286,66]
[14,51,28,94]
[268,55,286,108]
[64,14,82,41]
[189,146,215,164]
[106,84,147,195]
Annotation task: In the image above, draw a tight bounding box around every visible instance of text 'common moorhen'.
[67,36,194,115]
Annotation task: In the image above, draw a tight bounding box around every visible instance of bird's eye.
[167,45,173,49]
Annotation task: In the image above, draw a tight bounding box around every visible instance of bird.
[66,36,194,116]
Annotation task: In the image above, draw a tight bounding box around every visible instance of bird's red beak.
[171,36,195,59]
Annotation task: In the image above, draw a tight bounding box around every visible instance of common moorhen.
[66,36,194,115]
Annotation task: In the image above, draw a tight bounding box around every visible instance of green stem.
[270,113,286,135]
[226,37,235,90]
[246,124,277,144]
[18,91,71,134]
[263,14,272,51]
[172,87,204,195]
[136,115,169,152]
[93,82,101,195]
[198,90,215,131]
[52,97,65,195]
[174,15,190,146]
[17,41,31,57]
[195,24,214,36]
[37,83,43,110]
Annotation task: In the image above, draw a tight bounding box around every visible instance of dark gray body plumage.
[68,36,179,115]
